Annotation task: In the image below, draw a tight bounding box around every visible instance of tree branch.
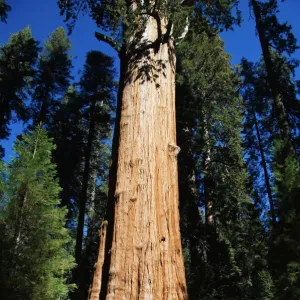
[140,10,162,50]
[95,32,121,53]
[180,0,195,7]
[176,16,190,45]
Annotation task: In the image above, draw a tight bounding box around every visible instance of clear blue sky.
[0,0,299,161]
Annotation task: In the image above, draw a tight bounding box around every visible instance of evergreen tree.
[75,51,115,265]
[31,27,72,125]
[48,85,85,229]
[59,1,240,298]
[0,127,75,300]
[0,27,39,155]
[176,29,274,300]
[241,1,300,297]
[240,58,276,225]
[270,140,300,299]
[73,51,115,299]
[250,0,299,154]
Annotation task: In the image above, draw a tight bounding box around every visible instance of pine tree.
[0,127,75,300]
[75,51,115,265]
[48,85,85,228]
[270,140,300,299]
[240,58,276,225]
[59,1,241,298]
[250,0,298,154]
[0,27,39,155]
[242,1,300,297]
[31,27,72,125]
[73,51,115,299]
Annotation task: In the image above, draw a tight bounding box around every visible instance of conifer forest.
[1,0,300,299]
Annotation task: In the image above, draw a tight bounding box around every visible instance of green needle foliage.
[43,51,115,299]
[49,86,85,230]
[270,140,300,299]
[0,26,39,156]
[0,1,299,299]
[242,1,300,298]
[31,27,73,125]
[240,58,276,224]
[0,127,75,300]
[176,28,274,300]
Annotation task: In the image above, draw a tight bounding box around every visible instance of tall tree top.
[80,51,115,95]
[0,26,39,140]
[37,27,72,93]
[32,27,73,125]
[58,0,241,53]
[250,0,298,55]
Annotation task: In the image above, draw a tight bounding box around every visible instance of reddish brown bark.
[90,15,188,300]
[89,221,108,300]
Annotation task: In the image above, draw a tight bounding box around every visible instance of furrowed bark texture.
[102,16,188,300]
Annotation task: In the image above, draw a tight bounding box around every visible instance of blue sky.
[0,0,299,161]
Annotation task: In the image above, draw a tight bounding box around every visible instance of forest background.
[1,0,299,159]
[1,0,300,299]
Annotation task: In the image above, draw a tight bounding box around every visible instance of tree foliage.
[176,28,274,300]
[242,1,300,298]
[31,27,73,125]
[0,1,300,299]
[0,127,75,300]
[0,27,39,155]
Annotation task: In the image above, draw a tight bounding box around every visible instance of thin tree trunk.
[94,16,187,299]
[0,101,9,137]
[82,171,99,297]
[186,171,203,299]
[72,97,98,299]
[252,0,294,152]
[203,126,213,226]
[251,104,276,225]
[75,96,97,264]
[14,127,40,252]
[89,221,108,300]
[14,188,27,252]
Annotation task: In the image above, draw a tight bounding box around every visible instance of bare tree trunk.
[14,128,40,252]
[75,96,97,265]
[89,221,108,300]
[252,0,294,153]
[251,104,276,225]
[73,96,98,299]
[203,126,213,226]
[93,16,188,300]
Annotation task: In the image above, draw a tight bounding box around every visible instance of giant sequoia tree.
[59,0,240,299]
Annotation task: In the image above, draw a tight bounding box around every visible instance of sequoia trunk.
[93,15,188,300]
